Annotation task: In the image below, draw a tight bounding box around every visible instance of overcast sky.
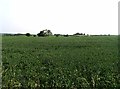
[0,0,119,35]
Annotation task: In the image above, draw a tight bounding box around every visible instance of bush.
[33,35,36,37]
[64,34,69,37]
[37,31,44,37]
[54,34,61,37]
[26,33,31,37]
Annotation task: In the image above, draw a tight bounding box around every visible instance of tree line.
[2,29,111,37]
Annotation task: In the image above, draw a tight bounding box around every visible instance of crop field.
[2,35,120,88]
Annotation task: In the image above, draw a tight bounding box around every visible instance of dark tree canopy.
[37,31,44,37]
[74,33,85,35]
[37,29,52,37]
[26,33,31,37]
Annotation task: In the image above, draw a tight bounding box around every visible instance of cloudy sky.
[0,0,119,35]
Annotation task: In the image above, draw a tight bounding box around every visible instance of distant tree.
[74,33,85,36]
[26,33,31,37]
[87,34,89,36]
[54,34,61,37]
[43,29,52,36]
[3,34,14,36]
[37,29,52,37]
[47,30,51,34]
[37,31,44,37]
[14,33,25,36]
[74,33,80,35]
[64,34,69,37]
[33,35,36,37]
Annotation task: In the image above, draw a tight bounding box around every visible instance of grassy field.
[2,35,120,88]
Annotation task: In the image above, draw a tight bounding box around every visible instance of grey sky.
[0,0,118,35]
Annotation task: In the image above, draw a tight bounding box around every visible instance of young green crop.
[2,36,120,88]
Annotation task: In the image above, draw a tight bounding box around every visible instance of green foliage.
[2,36,120,88]
[37,29,52,37]
[25,33,31,37]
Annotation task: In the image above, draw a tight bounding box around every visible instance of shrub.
[33,35,36,37]
[26,33,31,37]
[64,34,69,37]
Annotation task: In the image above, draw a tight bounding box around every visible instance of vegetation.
[37,29,52,37]
[2,35,119,88]
[25,33,31,37]
[73,33,85,36]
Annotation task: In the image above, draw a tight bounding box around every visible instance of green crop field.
[2,35,120,88]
